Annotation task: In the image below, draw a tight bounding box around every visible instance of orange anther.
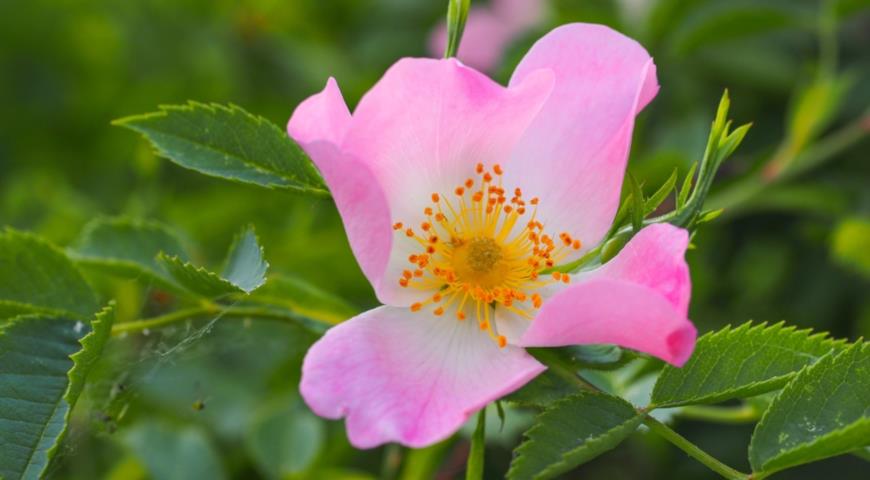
[429,235,438,243]
[405,228,414,237]
[530,197,539,205]
[561,273,570,283]
[421,222,431,231]
[476,163,484,174]
[497,335,507,348]
[572,240,582,250]
[455,187,465,196]
[399,278,409,287]
[431,193,440,203]
[493,164,503,175]
[483,172,493,183]
[504,206,514,214]
[433,307,444,316]
[479,320,490,331]
[424,207,433,216]
[409,254,418,263]
[403,270,413,279]
[411,303,423,312]
[433,293,442,302]
[514,188,522,197]
[426,246,436,254]
[393,222,403,230]
[435,213,446,222]
[517,208,526,215]
[457,311,466,321]
[465,178,474,188]
[414,269,423,277]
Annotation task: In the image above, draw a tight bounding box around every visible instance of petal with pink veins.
[505,23,660,257]
[300,306,546,448]
[341,58,554,306]
[519,224,696,366]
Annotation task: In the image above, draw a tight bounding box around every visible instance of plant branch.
[533,352,750,479]
[111,304,321,335]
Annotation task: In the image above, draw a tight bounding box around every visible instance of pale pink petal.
[495,0,547,30]
[505,23,659,255]
[429,8,516,72]
[589,223,691,315]
[287,77,351,145]
[519,224,695,366]
[342,58,554,306]
[300,306,546,448]
[287,80,392,292]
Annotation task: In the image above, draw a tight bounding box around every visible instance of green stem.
[444,0,470,58]
[533,352,750,479]
[111,304,316,335]
[677,404,761,424]
[381,444,403,480]
[643,416,748,480]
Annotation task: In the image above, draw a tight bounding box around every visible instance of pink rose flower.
[288,23,696,449]
[429,0,546,72]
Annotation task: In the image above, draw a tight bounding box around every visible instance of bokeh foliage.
[0,0,868,478]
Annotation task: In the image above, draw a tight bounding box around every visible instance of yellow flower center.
[393,163,581,347]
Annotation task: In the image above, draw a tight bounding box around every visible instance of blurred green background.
[1,0,868,478]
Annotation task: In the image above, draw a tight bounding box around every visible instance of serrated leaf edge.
[650,321,845,408]
[507,392,643,480]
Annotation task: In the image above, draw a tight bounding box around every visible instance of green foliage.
[831,217,870,276]
[466,409,486,480]
[749,342,869,475]
[651,322,844,408]
[158,226,268,298]
[113,103,326,195]
[122,422,226,480]
[0,306,114,480]
[0,229,98,319]
[71,216,190,293]
[245,399,325,479]
[507,392,644,480]
[250,274,357,324]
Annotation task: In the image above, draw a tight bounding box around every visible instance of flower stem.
[533,351,750,479]
[111,304,322,336]
[444,0,470,58]
[643,416,748,480]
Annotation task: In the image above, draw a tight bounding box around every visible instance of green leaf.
[644,169,678,215]
[399,438,455,480]
[245,400,324,479]
[0,305,114,480]
[507,392,643,480]
[651,322,844,408]
[0,228,97,319]
[677,162,698,208]
[249,274,357,324]
[749,342,870,475]
[71,217,189,291]
[831,217,870,277]
[157,226,268,298]
[505,371,576,408]
[627,173,645,232]
[123,422,227,480]
[466,408,486,480]
[113,102,326,195]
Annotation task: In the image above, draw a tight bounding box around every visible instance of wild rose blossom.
[428,0,546,72]
[288,23,696,449]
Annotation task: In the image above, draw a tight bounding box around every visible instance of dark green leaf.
[113,102,326,195]
[749,342,869,474]
[157,226,268,298]
[71,217,189,291]
[123,422,227,480]
[677,162,698,208]
[0,229,97,319]
[651,322,844,408]
[0,306,114,480]
[505,371,576,408]
[507,392,643,480]
[627,173,645,232]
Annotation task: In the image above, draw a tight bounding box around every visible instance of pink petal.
[300,306,546,448]
[505,23,659,254]
[287,80,393,293]
[342,58,554,306]
[287,77,351,145]
[519,224,695,366]
[590,223,691,315]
